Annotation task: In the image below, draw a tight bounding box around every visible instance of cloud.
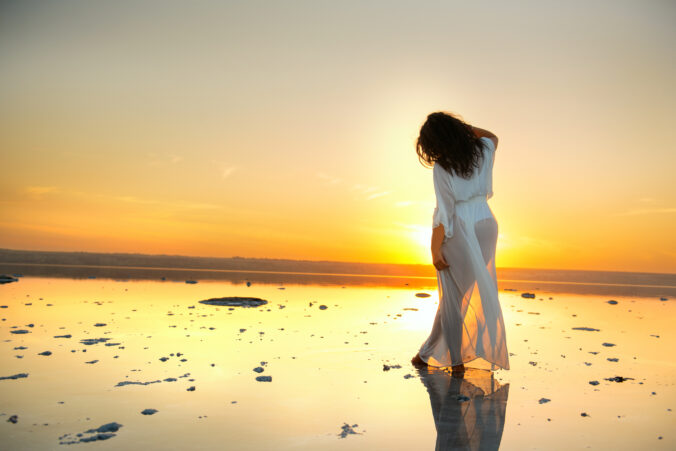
[366,191,390,200]
[25,186,58,200]
[110,195,221,210]
[615,207,676,216]
[316,172,342,185]
[221,166,237,179]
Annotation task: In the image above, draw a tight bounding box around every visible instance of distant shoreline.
[1,247,674,277]
[0,248,674,297]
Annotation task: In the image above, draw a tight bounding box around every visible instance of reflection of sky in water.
[0,276,674,449]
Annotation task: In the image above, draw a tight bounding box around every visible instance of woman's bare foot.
[451,364,465,374]
[411,353,427,366]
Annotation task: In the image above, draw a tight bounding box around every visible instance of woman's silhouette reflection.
[415,366,509,451]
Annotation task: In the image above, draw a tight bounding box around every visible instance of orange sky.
[1,1,674,273]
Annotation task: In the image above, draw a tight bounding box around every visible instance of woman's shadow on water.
[414,365,509,451]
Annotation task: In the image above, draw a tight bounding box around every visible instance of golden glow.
[0,2,674,273]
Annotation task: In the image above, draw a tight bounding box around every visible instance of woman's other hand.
[432,249,449,271]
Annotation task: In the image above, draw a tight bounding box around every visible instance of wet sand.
[0,270,674,449]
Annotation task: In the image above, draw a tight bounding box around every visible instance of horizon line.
[0,246,674,277]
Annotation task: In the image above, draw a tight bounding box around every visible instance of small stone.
[38,351,52,356]
[141,409,158,415]
[538,398,551,404]
[187,386,196,391]
[589,381,600,386]
[7,415,18,424]
[253,367,264,373]
[256,376,272,382]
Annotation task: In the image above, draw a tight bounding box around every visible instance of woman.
[411,111,510,374]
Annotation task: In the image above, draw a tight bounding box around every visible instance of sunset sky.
[1,1,674,273]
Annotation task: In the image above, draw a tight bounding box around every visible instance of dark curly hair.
[416,111,487,179]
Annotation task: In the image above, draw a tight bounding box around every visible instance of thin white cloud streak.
[221,166,237,179]
[615,207,676,216]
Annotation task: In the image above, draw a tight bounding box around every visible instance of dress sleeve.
[432,163,455,240]
[481,137,496,199]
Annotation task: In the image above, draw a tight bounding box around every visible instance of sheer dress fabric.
[418,137,510,370]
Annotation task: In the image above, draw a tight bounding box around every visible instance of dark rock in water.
[607,358,619,362]
[115,380,162,387]
[199,297,268,308]
[7,415,18,423]
[415,293,431,298]
[602,343,616,347]
[605,376,633,382]
[57,422,124,444]
[607,300,618,305]
[256,376,272,382]
[338,422,362,438]
[54,334,72,338]
[319,305,328,310]
[0,373,28,380]
[0,275,19,284]
[253,367,264,373]
[521,292,536,298]
[581,412,590,417]
[141,409,158,415]
[187,386,196,391]
[383,364,402,371]
[538,398,551,404]
[589,380,600,386]
[572,327,600,332]
[85,360,99,364]
[159,357,169,362]
[38,351,52,356]
[660,297,668,301]
[10,329,30,334]
[94,323,107,327]
[185,280,198,284]
[403,374,414,379]
[246,281,251,287]
[80,338,110,345]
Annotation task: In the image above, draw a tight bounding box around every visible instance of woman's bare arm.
[470,125,498,149]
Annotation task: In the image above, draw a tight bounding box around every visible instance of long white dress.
[418,137,510,370]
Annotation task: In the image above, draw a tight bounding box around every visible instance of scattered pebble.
[141,409,158,415]
[256,376,272,382]
[338,423,362,438]
[538,398,551,404]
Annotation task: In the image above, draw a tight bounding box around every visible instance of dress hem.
[420,354,509,371]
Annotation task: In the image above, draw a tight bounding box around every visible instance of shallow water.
[0,274,674,450]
